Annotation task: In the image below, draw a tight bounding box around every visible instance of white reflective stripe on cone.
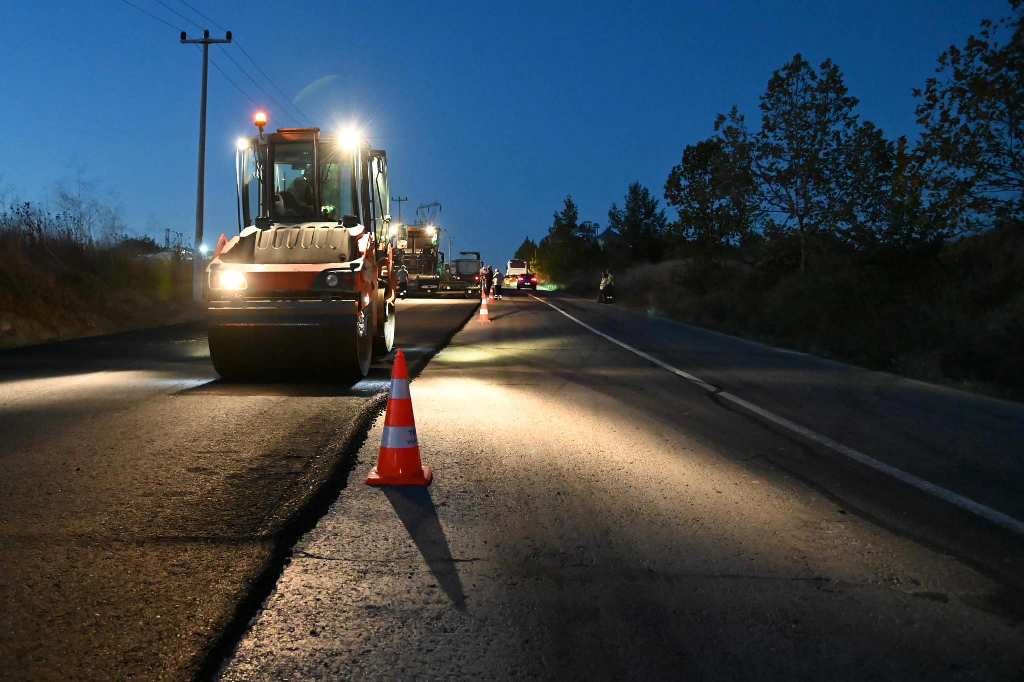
[390,379,410,400]
[381,425,419,449]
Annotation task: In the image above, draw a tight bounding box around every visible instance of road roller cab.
[206,116,397,380]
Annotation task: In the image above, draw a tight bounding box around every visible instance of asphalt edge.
[196,300,480,681]
[192,391,386,682]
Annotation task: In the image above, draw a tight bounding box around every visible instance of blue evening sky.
[0,0,1008,264]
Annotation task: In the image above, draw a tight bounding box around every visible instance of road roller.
[205,113,397,380]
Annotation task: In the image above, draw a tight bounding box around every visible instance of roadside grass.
[0,202,198,349]
[602,225,1024,402]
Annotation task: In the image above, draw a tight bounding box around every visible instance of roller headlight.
[213,270,247,291]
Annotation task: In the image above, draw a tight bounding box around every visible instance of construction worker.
[493,267,503,299]
[397,265,409,298]
[599,269,615,303]
[481,265,492,298]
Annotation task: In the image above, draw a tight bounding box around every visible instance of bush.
[0,201,195,348]
[611,222,1024,400]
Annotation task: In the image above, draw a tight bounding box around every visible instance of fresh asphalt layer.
[221,293,1024,680]
[0,297,477,681]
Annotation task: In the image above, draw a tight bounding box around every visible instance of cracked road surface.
[221,294,1024,681]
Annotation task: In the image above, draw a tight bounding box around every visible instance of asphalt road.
[0,297,478,681]
[222,293,1024,681]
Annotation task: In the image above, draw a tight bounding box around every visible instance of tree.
[754,54,860,272]
[535,195,601,282]
[885,137,938,249]
[914,0,1024,228]
[607,182,668,263]
[665,138,735,260]
[535,196,579,281]
[835,123,940,252]
[513,237,538,263]
[835,121,896,249]
[664,107,757,261]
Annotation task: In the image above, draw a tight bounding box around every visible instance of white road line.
[530,296,718,392]
[531,294,1024,538]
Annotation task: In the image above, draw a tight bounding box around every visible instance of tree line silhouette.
[518,1,1022,396]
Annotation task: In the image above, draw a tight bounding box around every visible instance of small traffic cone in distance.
[367,350,432,486]
[479,289,490,322]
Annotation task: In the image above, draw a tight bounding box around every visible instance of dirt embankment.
[0,214,200,349]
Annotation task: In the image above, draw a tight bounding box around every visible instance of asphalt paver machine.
[205,115,397,379]
[396,223,444,295]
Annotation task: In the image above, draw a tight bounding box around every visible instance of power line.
[235,42,314,125]
[116,0,309,125]
[218,47,298,124]
[176,0,314,125]
[153,0,202,30]
[116,0,178,30]
[209,55,258,107]
[115,1,262,108]
[177,0,225,30]
[187,44,262,108]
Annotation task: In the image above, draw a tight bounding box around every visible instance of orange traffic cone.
[479,289,490,322]
[366,350,433,486]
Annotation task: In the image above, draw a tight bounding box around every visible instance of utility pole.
[391,195,408,223]
[181,29,232,303]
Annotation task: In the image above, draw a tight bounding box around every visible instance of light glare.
[337,125,363,151]
[218,270,247,291]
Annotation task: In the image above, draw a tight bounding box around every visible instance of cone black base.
[366,465,433,487]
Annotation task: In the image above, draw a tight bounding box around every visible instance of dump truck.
[443,250,483,297]
[205,116,397,379]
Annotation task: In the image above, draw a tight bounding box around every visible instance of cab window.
[271,142,316,221]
